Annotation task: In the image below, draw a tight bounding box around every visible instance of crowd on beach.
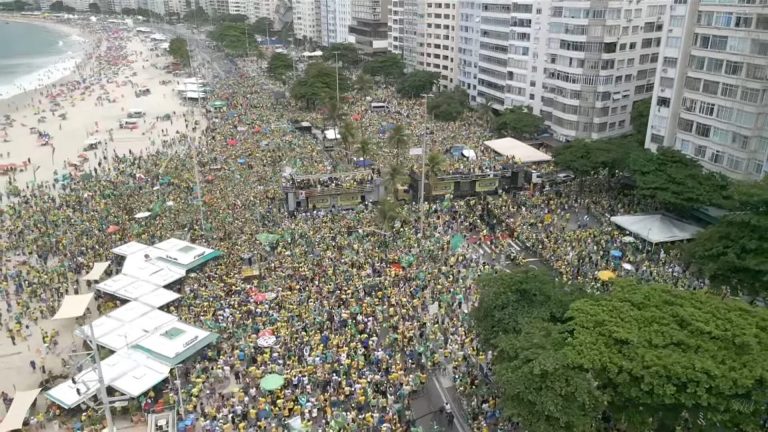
[0,35,711,432]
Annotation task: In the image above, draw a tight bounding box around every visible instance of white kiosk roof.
[483,137,552,163]
[111,241,149,257]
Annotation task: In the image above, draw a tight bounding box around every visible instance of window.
[680,139,692,154]
[662,57,678,68]
[740,87,761,104]
[713,12,733,27]
[666,37,682,48]
[690,55,706,71]
[678,117,695,132]
[733,109,757,127]
[708,150,725,165]
[681,97,698,112]
[724,60,744,76]
[670,16,685,28]
[705,58,724,73]
[695,122,712,137]
[639,54,650,64]
[749,159,764,175]
[719,84,739,99]
[699,101,716,117]
[755,137,768,153]
[693,144,708,158]
[726,154,745,172]
[685,77,702,91]
[716,106,733,121]
[731,132,750,150]
[734,14,753,28]
[702,80,720,95]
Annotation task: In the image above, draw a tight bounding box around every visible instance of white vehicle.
[119,118,140,129]
[127,109,145,118]
[369,102,388,113]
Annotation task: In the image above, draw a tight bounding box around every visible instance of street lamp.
[418,93,433,237]
[333,51,341,106]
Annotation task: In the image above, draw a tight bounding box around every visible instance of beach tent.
[84,261,111,281]
[610,214,702,244]
[0,388,42,432]
[483,137,552,163]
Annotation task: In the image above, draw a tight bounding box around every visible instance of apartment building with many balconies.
[320,0,353,45]
[645,0,767,180]
[455,0,669,141]
[390,0,459,87]
[350,0,391,54]
[294,0,323,43]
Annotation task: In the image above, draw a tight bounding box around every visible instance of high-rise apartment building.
[350,0,391,55]
[389,0,459,87]
[294,0,323,43]
[320,0,352,45]
[456,0,669,141]
[645,0,767,180]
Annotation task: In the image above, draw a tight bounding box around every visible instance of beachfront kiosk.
[45,239,222,420]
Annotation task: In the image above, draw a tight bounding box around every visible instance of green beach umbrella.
[210,100,227,109]
[450,234,465,252]
[260,374,285,391]
[257,233,281,246]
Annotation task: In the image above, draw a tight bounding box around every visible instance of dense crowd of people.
[0,44,708,432]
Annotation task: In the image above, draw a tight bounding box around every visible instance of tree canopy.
[267,52,293,82]
[251,17,273,36]
[182,6,209,24]
[686,178,768,296]
[0,0,30,11]
[49,0,74,12]
[207,23,256,56]
[323,43,361,67]
[474,271,768,432]
[291,62,349,109]
[361,54,405,81]
[630,98,651,136]
[553,136,644,176]
[87,2,100,13]
[493,107,543,139]
[168,37,190,67]
[395,70,439,98]
[427,89,470,122]
[628,147,730,214]
[214,13,248,23]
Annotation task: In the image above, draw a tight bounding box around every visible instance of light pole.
[418,93,433,236]
[333,51,340,106]
[174,365,185,417]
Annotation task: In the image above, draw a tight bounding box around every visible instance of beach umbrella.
[134,211,152,219]
[227,138,237,146]
[257,233,280,246]
[610,250,623,259]
[257,335,277,347]
[258,328,274,338]
[450,234,466,252]
[621,263,636,271]
[259,374,285,391]
[597,270,617,281]
[106,225,120,234]
[210,100,227,109]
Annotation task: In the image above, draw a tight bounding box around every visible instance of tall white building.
[456,0,669,141]
[390,0,459,88]
[294,0,323,43]
[350,0,391,55]
[645,0,768,180]
[320,0,352,45]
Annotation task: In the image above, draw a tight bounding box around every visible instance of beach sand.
[0,23,204,196]
[0,22,204,398]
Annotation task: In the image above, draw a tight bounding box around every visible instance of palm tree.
[340,120,358,162]
[254,47,267,67]
[353,73,374,96]
[376,198,400,232]
[387,124,409,164]
[324,97,341,126]
[384,163,408,201]
[476,101,495,131]
[358,137,373,162]
[426,151,445,179]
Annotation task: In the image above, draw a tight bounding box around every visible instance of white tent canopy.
[83,261,111,281]
[52,293,94,320]
[610,214,702,244]
[0,388,41,432]
[483,137,552,163]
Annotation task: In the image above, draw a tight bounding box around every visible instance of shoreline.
[0,16,90,102]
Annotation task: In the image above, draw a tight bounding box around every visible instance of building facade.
[645,0,767,180]
[390,0,459,87]
[350,0,391,55]
[294,0,323,43]
[320,0,352,45]
[456,0,670,141]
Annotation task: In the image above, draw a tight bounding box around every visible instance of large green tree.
[627,147,730,214]
[207,23,257,56]
[686,179,768,296]
[168,37,190,66]
[630,98,652,136]
[267,52,293,82]
[427,89,470,122]
[493,107,543,138]
[251,17,273,36]
[566,281,768,431]
[396,70,439,98]
[323,43,361,67]
[361,54,405,81]
[553,137,644,176]
[0,0,30,11]
[290,62,349,109]
[387,124,409,164]
[182,6,209,24]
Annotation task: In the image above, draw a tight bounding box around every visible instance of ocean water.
[0,20,86,100]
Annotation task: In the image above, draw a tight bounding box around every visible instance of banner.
[476,178,498,192]
[338,193,359,206]
[431,182,453,195]
[309,196,331,208]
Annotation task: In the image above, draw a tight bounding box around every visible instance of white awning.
[0,388,41,432]
[610,214,702,244]
[83,261,111,281]
[52,293,94,320]
[483,137,552,163]
[111,241,149,257]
